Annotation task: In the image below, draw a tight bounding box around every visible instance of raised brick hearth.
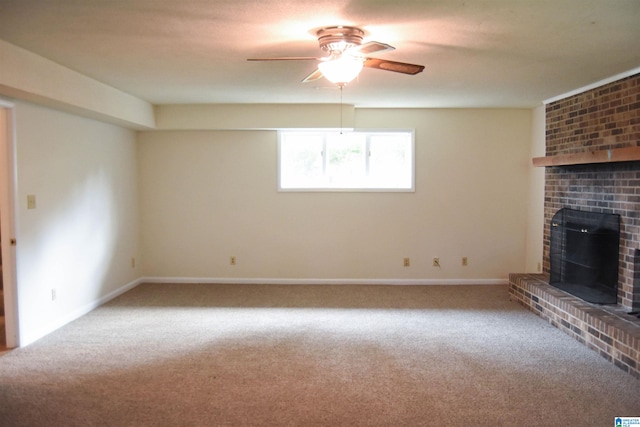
[510,273,640,379]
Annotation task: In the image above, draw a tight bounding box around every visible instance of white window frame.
[278,129,415,192]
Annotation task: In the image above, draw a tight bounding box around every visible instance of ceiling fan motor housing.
[317,26,364,53]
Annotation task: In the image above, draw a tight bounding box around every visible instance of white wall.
[0,40,155,129]
[139,108,531,283]
[13,101,140,346]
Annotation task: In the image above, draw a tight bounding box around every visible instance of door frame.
[0,99,20,348]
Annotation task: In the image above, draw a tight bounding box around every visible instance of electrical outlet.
[230,256,236,266]
[51,288,56,301]
[403,257,410,267]
[433,257,440,267]
[131,257,136,268]
[537,262,542,272]
[462,257,468,266]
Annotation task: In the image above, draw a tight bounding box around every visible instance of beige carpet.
[0,283,639,426]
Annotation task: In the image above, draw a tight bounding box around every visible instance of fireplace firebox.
[549,208,620,305]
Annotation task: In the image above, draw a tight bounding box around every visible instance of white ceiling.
[0,0,639,108]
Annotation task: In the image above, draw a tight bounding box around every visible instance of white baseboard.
[19,278,144,347]
[140,277,509,286]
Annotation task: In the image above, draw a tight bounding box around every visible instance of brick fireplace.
[543,73,640,310]
[510,72,640,378]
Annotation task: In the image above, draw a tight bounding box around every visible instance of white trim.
[544,67,640,105]
[0,100,19,348]
[140,277,508,286]
[19,278,143,347]
[0,99,15,108]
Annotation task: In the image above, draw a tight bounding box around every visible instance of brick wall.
[543,73,640,309]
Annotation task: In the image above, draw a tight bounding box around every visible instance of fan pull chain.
[340,84,343,135]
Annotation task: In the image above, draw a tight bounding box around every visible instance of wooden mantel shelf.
[532,146,640,167]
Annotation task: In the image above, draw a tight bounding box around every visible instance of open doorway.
[0,101,18,349]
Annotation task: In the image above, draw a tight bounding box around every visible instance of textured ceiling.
[0,0,639,108]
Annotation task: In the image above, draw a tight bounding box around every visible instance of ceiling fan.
[247,26,425,86]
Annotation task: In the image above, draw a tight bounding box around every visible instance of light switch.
[27,194,36,209]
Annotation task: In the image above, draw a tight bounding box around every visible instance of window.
[278,130,414,192]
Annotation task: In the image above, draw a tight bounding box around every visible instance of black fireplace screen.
[549,208,620,304]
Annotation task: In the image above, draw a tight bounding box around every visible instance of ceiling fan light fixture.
[318,56,364,85]
[248,25,425,85]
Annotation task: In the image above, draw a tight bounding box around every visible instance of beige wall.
[139,108,532,283]
[4,99,535,347]
[13,101,140,345]
[155,104,356,130]
[525,105,546,273]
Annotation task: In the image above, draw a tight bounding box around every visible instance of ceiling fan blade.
[247,57,320,61]
[364,58,425,75]
[347,41,395,56]
[302,68,324,83]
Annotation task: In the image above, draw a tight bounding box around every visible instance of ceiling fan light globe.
[318,56,364,85]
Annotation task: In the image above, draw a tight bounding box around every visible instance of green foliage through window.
[279,130,414,192]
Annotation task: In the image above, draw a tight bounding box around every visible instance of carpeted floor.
[0,283,639,426]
